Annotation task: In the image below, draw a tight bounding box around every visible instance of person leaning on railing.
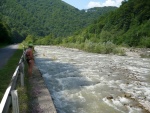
[25,43,34,77]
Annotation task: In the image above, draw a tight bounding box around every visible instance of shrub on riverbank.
[61,40,125,56]
[23,34,125,55]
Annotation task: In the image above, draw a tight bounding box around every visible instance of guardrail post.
[23,51,26,62]
[20,62,25,87]
[11,90,19,113]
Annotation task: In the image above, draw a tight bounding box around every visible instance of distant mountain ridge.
[63,0,150,47]
[0,0,116,42]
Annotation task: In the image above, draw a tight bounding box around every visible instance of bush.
[84,40,95,52]
[104,41,116,54]
[139,36,150,48]
[113,47,126,56]
[78,40,125,55]
[94,43,106,53]
[58,40,125,55]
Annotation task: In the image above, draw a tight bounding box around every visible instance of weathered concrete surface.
[30,65,57,113]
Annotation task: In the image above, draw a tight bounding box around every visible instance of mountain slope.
[0,0,116,42]
[65,0,150,47]
[0,21,12,44]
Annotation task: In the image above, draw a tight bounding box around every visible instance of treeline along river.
[34,46,150,113]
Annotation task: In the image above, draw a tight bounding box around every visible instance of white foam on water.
[42,73,52,78]
[52,91,69,108]
[102,98,125,113]
[76,92,86,102]
[127,106,143,113]
[56,77,92,90]
[107,80,119,88]
[112,99,124,107]
[119,97,131,104]
[115,80,122,84]
[35,46,150,113]
[143,88,150,96]
[127,66,150,74]
[119,83,128,90]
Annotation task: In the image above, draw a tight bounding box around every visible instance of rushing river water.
[35,46,150,113]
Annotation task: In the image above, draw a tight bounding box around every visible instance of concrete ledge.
[30,65,57,113]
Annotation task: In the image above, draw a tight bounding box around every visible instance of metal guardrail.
[0,54,25,113]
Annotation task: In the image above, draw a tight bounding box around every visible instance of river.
[35,46,150,113]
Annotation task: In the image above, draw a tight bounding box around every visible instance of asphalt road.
[0,44,18,68]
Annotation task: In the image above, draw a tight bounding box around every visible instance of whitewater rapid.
[35,46,150,113]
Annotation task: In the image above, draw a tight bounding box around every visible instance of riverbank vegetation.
[25,0,149,55]
[1,0,150,53]
[59,0,150,49]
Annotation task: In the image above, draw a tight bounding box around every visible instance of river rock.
[124,93,132,98]
[107,96,113,99]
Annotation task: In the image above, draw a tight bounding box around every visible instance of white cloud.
[102,0,116,6]
[87,0,124,9]
[87,1,102,9]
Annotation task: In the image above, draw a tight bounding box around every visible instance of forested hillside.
[0,21,12,44]
[0,0,116,43]
[60,0,150,48]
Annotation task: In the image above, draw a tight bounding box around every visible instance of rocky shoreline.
[123,47,150,58]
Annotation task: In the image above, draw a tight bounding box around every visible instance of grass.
[0,44,33,112]
[0,48,23,100]
[17,62,31,112]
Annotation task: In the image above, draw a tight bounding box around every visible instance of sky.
[62,0,124,10]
